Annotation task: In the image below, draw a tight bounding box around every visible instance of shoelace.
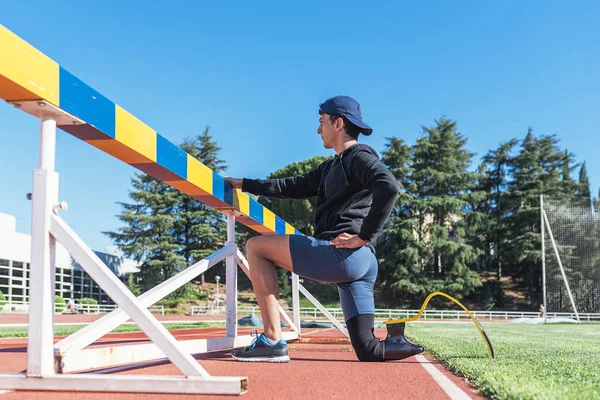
[246,329,260,350]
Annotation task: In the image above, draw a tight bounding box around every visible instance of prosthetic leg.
[383,321,425,360]
[383,291,495,360]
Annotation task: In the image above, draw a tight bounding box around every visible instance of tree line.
[106,118,599,309]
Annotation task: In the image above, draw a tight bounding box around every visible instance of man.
[226,95,424,363]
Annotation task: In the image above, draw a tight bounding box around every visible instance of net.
[543,197,600,314]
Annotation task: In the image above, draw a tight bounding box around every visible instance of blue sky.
[1,1,598,253]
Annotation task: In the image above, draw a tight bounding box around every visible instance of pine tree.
[478,139,518,279]
[578,161,591,203]
[594,188,600,212]
[377,137,423,300]
[502,129,578,305]
[556,148,580,197]
[561,150,572,182]
[124,273,141,296]
[384,118,482,304]
[104,175,184,293]
[173,126,229,287]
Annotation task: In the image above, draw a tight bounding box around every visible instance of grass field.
[408,322,600,400]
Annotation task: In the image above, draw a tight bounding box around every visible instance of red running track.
[0,314,224,325]
[0,321,486,399]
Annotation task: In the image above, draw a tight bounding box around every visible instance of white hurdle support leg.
[55,244,235,354]
[292,273,301,332]
[224,211,238,338]
[50,214,209,378]
[27,115,59,377]
[298,284,349,337]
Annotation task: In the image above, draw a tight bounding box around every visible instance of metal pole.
[292,273,301,334]
[27,115,58,376]
[39,117,56,171]
[541,194,547,324]
[225,212,238,338]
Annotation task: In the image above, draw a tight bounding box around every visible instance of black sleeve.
[351,151,400,242]
[241,165,322,200]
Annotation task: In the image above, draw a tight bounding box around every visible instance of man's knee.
[245,235,292,271]
[246,236,262,255]
[246,236,273,258]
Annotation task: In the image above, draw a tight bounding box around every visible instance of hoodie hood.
[338,143,379,160]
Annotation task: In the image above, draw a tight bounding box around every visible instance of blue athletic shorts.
[288,235,378,322]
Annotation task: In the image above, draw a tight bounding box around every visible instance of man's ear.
[335,117,344,131]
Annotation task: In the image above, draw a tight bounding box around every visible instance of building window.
[12,269,23,278]
[0,278,8,285]
[13,262,23,269]
[12,288,23,296]
[0,268,9,276]
[0,259,9,267]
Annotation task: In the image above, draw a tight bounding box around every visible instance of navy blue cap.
[319,95,373,136]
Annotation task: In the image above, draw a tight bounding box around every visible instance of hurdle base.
[57,331,300,374]
[0,373,247,395]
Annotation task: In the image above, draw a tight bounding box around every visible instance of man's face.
[317,113,341,149]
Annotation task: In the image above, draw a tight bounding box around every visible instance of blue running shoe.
[231,330,290,363]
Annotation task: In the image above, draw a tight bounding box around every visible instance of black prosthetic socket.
[345,314,385,362]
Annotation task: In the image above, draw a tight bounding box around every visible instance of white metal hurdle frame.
[0,22,349,396]
[0,100,348,395]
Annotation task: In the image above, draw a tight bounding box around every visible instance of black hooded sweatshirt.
[242,143,400,254]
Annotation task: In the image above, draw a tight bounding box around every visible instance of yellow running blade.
[384,291,495,359]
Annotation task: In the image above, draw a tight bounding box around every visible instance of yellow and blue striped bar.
[0,25,59,105]
[0,24,301,237]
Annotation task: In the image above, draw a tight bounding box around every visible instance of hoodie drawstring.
[337,153,349,186]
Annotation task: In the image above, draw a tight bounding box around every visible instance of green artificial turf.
[407,322,600,400]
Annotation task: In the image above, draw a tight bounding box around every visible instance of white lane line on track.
[415,354,472,400]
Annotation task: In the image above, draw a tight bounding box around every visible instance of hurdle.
[0,24,348,395]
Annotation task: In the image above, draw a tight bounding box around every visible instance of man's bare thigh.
[246,234,294,272]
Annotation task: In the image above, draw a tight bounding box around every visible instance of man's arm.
[227,165,323,200]
[352,151,400,243]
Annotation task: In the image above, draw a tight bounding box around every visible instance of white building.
[0,212,139,304]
